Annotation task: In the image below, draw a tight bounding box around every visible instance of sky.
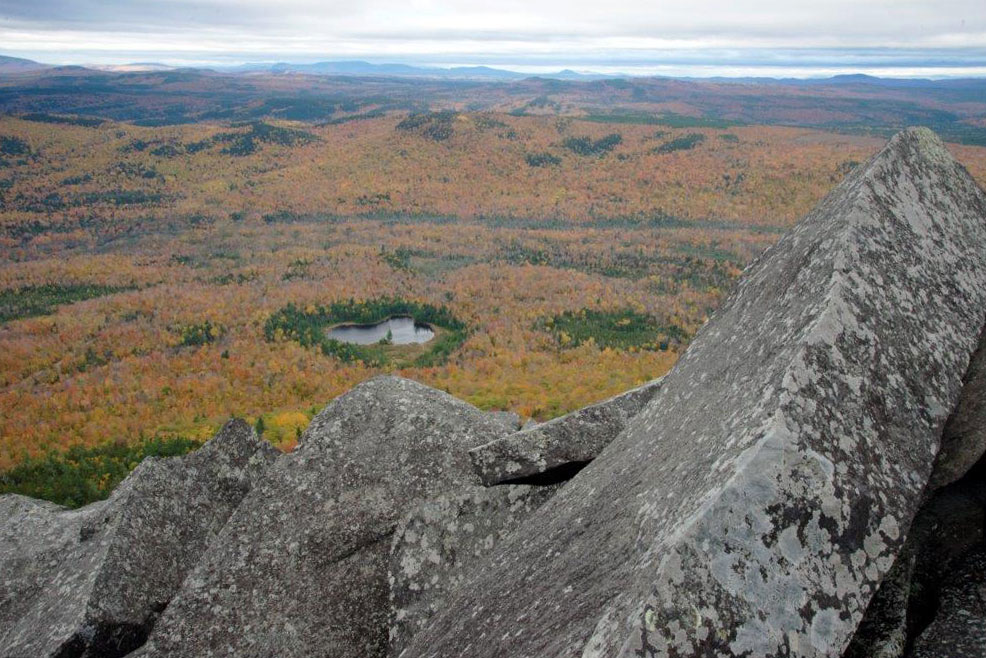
[1,0,985,77]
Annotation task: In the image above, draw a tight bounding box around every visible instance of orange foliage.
[1,115,984,469]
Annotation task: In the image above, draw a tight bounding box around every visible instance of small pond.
[326,316,435,345]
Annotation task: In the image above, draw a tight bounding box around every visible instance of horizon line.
[5,52,986,81]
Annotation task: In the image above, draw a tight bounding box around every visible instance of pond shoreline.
[326,315,436,346]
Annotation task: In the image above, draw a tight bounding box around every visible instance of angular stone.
[388,484,560,657]
[469,377,663,485]
[0,419,277,658]
[138,375,511,658]
[400,128,986,658]
[910,547,986,658]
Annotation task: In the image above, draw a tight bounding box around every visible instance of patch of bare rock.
[0,419,277,657]
[134,376,516,658]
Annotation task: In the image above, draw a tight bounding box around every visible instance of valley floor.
[2,110,984,502]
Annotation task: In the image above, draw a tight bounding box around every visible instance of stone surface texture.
[842,522,920,658]
[136,375,511,658]
[0,419,277,658]
[400,128,986,658]
[845,366,986,658]
[910,547,986,658]
[388,484,561,656]
[469,377,663,485]
[486,410,524,433]
[934,327,986,488]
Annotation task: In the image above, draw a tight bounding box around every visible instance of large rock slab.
[0,419,277,658]
[469,377,663,485]
[401,128,986,658]
[388,484,561,656]
[137,375,512,658]
[909,546,986,658]
[0,495,113,658]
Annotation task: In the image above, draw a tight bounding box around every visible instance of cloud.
[0,0,984,74]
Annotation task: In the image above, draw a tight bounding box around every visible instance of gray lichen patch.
[844,451,986,658]
[388,484,561,656]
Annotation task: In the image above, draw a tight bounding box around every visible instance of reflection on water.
[326,316,434,345]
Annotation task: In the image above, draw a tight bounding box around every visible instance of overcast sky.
[1,0,985,77]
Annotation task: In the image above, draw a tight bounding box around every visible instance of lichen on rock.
[399,128,986,658]
[0,419,277,658]
[388,483,561,656]
[136,376,513,658]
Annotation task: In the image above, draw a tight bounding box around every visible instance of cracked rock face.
[910,547,986,658]
[0,419,277,658]
[388,484,561,657]
[469,377,663,485]
[400,128,986,658]
[844,471,986,658]
[841,544,917,658]
[933,327,986,488]
[137,376,512,658]
[843,360,986,658]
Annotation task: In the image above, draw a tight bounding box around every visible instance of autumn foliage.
[0,108,984,488]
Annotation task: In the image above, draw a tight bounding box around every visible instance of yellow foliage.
[264,410,312,448]
[0,115,983,469]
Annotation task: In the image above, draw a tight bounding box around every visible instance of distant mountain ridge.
[228,60,548,80]
[0,55,49,74]
[4,54,986,85]
[0,56,613,80]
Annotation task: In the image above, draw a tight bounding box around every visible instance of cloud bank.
[1,0,984,77]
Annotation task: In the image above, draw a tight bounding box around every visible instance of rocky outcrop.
[0,419,277,658]
[469,377,663,485]
[136,376,512,658]
[388,484,561,656]
[400,128,986,658]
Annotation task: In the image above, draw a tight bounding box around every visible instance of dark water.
[326,316,434,345]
